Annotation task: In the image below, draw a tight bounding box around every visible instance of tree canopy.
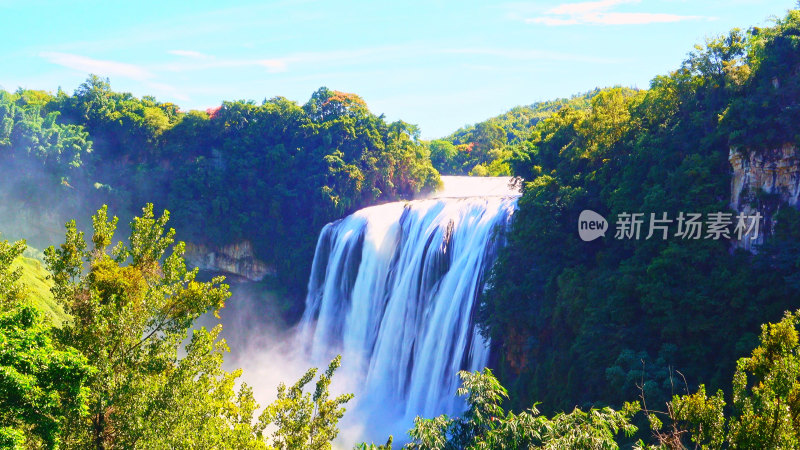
[0,82,440,311]
[479,10,800,422]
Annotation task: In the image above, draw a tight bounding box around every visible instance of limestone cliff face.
[184,241,274,281]
[729,144,800,249]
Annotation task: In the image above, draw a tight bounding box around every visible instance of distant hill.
[444,89,600,146]
[429,89,601,176]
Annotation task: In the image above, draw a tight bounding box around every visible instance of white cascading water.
[298,177,519,437]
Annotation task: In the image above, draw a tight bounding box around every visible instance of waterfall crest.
[299,181,518,431]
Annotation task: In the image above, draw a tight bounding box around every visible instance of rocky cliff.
[730,144,800,249]
[184,241,274,281]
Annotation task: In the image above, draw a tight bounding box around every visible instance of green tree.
[44,204,234,448]
[0,90,92,178]
[723,12,800,149]
[260,355,354,449]
[479,10,800,417]
[667,310,800,448]
[41,204,354,449]
[405,368,639,449]
[130,323,270,449]
[0,237,93,449]
[429,139,457,174]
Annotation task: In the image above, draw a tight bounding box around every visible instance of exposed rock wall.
[184,240,274,281]
[729,144,800,249]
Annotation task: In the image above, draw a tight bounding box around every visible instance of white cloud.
[160,45,620,76]
[144,81,191,102]
[524,0,709,26]
[588,12,703,24]
[168,50,211,59]
[160,57,289,74]
[528,17,581,25]
[39,44,618,101]
[160,48,404,74]
[40,52,154,80]
[258,59,289,73]
[443,47,623,63]
[548,0,638,15]
[259,48,395,73]
[39,51,191,102]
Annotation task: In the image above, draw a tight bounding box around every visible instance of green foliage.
[131,324,269,449]
[125,329,353,449]
[0,237,92,449]
[163,89,439,296]
[12,253,65,325]
[480,9,800,420]
[33,204,353,449]
[404,368,639,449]
[52,75,178,163]
[668,310,800,449]
[723,12,800,150]
[0,239,26,309]
[0,90,91,181]
[0,305,93,449]
[261,355,354,449]
[429,140,458,174]
[1,80,441,305]
[355,436,394,450]
[43,204,235,447]
[433,91,597,175]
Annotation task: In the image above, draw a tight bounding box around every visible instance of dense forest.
[0,82,440,307]
[428,92,596,177]
[3,6,800,450]
[479,4,800,425]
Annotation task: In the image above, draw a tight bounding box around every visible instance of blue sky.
[1,0,796,138]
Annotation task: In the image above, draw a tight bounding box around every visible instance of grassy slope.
[13,252,66,325]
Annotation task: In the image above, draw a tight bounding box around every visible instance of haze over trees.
[0,83,440,307]
[1,206,354,449]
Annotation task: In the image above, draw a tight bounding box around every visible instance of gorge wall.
[730,144,800,249]
[184,240,274,281]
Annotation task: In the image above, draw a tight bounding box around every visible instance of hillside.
[13,251,64,325]
[429,91,598,176]
[479,10,800,415]
[0,86,441,306]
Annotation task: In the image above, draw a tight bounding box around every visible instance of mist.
[191,274,415,448]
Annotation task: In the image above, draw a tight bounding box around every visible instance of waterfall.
[298,177,518,435]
